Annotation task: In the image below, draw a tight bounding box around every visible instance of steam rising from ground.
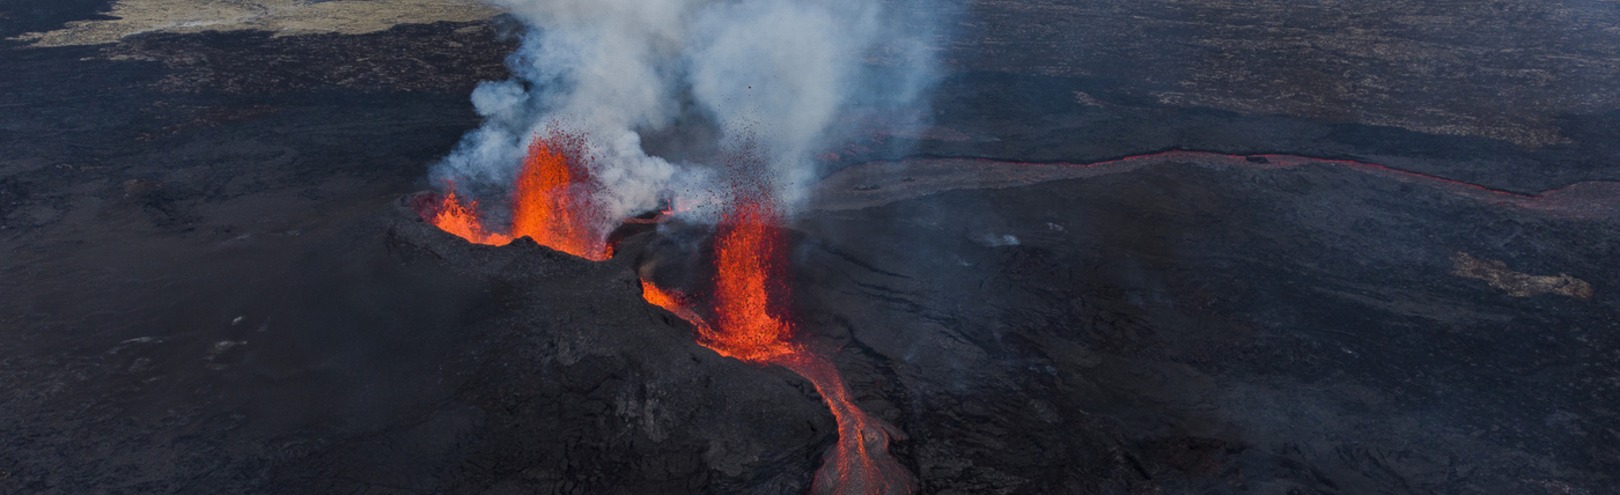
[432,0,946,220]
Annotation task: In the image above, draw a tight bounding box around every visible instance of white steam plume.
[431,0,947,219]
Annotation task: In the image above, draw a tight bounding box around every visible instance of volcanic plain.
[2,1,1617,494]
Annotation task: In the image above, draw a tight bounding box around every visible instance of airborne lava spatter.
[424,130,614,260]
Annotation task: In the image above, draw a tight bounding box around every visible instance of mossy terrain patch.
[10,0,496,47]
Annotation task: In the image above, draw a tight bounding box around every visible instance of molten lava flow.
[424,130,614,260]
[638,196,915,495]
[429,188,514,245]
[510,135,613,261]
[639,282,706,331]
[781,354,914,495]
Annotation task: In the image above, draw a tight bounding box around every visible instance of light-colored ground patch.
[1452,252,1593,300]
[11,0,499,47]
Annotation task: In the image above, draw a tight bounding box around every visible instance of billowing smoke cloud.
[431,0,947,221]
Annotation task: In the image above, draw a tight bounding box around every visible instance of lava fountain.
[423,129,613,261]
[639,196,914,495]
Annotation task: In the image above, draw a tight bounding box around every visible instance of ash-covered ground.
[2,2,1617,494]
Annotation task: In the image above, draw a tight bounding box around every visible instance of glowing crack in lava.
[639,198,914,495]
[425,131,613,261]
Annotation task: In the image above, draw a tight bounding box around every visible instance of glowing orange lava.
[705,201,801,363]
[637,199,801,364]
[638,196,914,495]
[425,131,613,260]
[639,282,705,331]
[430,187,514,245]
[781,354,914,495]
[510,135,613,261]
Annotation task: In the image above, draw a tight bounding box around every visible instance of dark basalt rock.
[791,160,1618,493]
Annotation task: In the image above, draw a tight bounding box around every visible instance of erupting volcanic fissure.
[423,129,614,261]
[425,133,914,492]
[637,195,914,495]
[414,0,950,489]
